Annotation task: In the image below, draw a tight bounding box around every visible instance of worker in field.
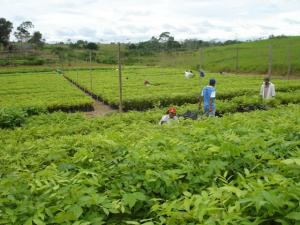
[260,77,275,99]
[159,106,179,125]
[199,69,205,77]
[201,78,216,117]
[184,70,194,79]
[144,80,150,86]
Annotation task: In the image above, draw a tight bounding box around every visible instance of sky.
[1,0,300,43]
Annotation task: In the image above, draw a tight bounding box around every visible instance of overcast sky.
[1,0,300,43]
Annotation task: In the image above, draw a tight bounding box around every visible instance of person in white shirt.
[159,107,179,125]
[184,70,194,79]
[260,77,275,99]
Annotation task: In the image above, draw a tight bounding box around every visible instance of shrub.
[0,107,27,128]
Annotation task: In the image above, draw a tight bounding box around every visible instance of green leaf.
[183,191,192,197]
[220,186,243,197]
[142,222,154,225]
[125,221,140,225]
[24,218,33,225]
[123,192,147,209]
[281,158,300,166]
[286,211,300,221]
[69,205,83,220]
[103,208,109,215]
[33,218,45,225]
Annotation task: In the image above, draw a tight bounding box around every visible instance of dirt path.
[63,75,116,117]
[85,100,116,117]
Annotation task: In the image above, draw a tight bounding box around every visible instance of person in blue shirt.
[201,78,216,116]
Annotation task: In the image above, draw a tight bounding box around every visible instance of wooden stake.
[76,59,79,83]
[199,48,204,69]
[236,48,239,74]
[89,50,92,90]
[268,44,272,77]
[118,43,123,113]
[287,44,292,79]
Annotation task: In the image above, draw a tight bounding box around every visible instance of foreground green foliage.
[0,105,299,224]
[0,106,45,128]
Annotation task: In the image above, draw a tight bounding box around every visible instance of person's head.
[209,78,216,86]
[264,77,270,85]
[168,107,177,118]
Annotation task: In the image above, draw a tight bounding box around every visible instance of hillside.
[147,36,300,76]
[0,36,299,76]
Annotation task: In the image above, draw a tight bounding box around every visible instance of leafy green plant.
[0,107,27,128]
[0,105,299,224]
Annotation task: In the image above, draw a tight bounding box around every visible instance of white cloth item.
[159,115,178,125]
[184,71,194,79]
[260,82,275,99]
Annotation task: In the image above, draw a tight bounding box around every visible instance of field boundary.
[63,74,116,116]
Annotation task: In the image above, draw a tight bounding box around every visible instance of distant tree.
[28,31,45,48]
[0,18,13,49]
[51,46,67,66]
[268,34,287,39]
[128,43,137,49]
[268,34,275,39]
[69,42,79,49]
[69,40,87,49]
[85,42,98,50]
[14,21,34,44]
[149,36,160,50]
[223,40,242,45]
[166,36,181,49]
[77,40,87,46]
[158,32,171,43]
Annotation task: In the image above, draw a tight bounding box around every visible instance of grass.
[145,36,300,76]
[1,36,300,76]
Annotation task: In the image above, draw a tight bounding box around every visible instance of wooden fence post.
[287,44,292,79]
[268,44,272,77]
[235,47,239,74]
[89,50,92,91]
[199,48,204,69]
[118,43,123,113]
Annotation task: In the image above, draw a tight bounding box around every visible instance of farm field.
[64,67,300,110]
[0,66,300,224]
[0,105,299,224]
[0,72,93,111]
[1,2,300,224]
[0,72,93,127]
[0,64,114,75]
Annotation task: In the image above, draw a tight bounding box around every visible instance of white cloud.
[1,0,300,42]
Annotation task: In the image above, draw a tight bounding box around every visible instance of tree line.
[0,18,46,50]
[128,31,242,53]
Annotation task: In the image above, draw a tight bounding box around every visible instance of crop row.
[64,67,300,110]
[0,73,94,128]
[105,90,300,125]
[2,86,299,129]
